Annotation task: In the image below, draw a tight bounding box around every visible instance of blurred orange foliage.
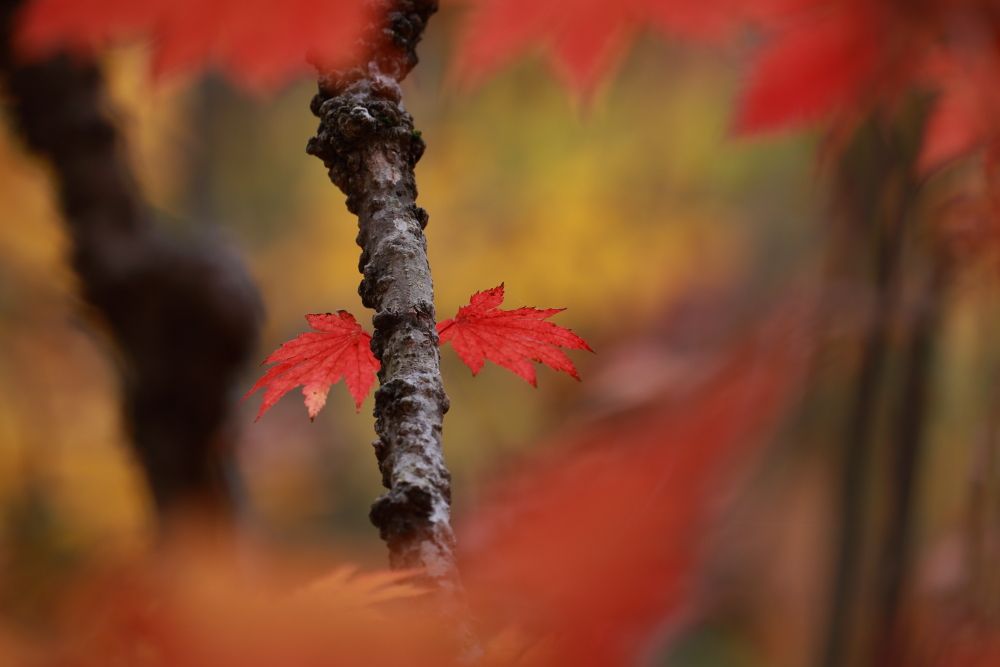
[0,302,811,667]
[10,543,451,667]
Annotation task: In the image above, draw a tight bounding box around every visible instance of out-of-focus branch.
[869,258,944,667]
[0,0,262,525]
[818,102,936,667]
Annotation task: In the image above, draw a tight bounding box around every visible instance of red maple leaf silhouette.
[437,284,593,385]
[733,0,1000,170]
[244,311,379,419]
[456,0,1000,170]
[920,48,1000,172]
[455,0,739,96]
[15,0,373,90]
[734,4,884,134]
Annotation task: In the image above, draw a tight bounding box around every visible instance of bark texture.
[0,0,262,522]
[306,0,460,586]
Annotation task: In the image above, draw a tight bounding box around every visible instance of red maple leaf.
[14,0,373,91]
[243,311,379,420]
[436,284,592,385]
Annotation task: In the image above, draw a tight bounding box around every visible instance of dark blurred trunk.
[0,0,262,529]
[968,367,1000,619]
[819,117,909,667]
[870,258,944,667]
[819,102,942,667]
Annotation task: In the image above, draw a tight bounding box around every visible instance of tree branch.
[306,0,462,590]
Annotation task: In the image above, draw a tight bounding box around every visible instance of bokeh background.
[8,4,998,665]
[0,6,818,559]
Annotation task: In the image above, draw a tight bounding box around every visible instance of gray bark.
[306,0,464,596]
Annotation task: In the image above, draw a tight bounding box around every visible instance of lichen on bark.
[306,0,463,595]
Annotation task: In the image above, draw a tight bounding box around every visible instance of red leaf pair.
[244,286,592,420]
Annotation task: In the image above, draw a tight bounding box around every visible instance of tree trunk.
[0,0,262,527]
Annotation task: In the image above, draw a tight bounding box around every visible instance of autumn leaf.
[14,0,373,91]
[243,311,379,420]
[437,284,592,385]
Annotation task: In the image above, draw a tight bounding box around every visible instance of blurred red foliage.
[14,0,372,90]
[18,0,1000,166]
[733,2,886,135]
[456,0,1000,170]
[733,0,1000,169]
[454,0,741,95]
[920,48,1000,172]
[35,552,449,667]
[459,304,812,666]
